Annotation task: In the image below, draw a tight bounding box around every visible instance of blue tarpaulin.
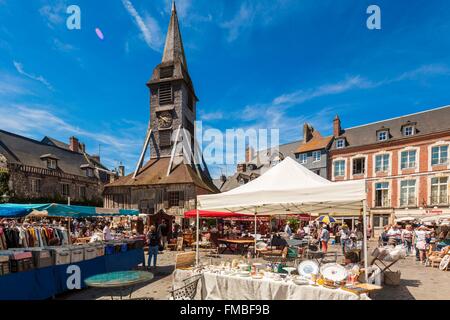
[0,203,139,218]
[0,204,50,218]
[0,248,145,300]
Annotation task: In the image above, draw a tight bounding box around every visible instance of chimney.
[245,147,254,163]
[91,154,100,163]
[303,124,314,143]
[333,115,341,137]
[69,136,79,153]
[118,163,125,177]
[79,142,86,153]
[109,171,116,183]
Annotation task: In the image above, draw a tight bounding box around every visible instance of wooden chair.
[183,233,194,247]
[175,251,196,270]
[429,246,450,268]
[176,237,184,251]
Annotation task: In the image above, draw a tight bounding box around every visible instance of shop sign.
[425,210,443,215]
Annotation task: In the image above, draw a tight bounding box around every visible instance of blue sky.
[1,0,450,178]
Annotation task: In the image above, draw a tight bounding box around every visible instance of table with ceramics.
[174,261,370,300]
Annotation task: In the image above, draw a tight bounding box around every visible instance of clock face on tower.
[158,111,173,128]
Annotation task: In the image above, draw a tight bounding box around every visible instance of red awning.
[184,210,250,219]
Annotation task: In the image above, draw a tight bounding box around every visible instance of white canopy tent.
[195,157,369,281]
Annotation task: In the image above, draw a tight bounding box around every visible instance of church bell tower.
[147,2,197,160]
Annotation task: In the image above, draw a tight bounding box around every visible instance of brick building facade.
[329,106,450,237]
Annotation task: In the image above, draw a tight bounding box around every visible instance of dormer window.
[41,154,59,170]
[47,159,57,169]
[80,164,95,177]
[336,139,345,149]
[403,125,415,136]
[86,168,94,177]
[377,130,389,142]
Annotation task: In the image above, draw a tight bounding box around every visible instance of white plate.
[320,263,348,282]
[297,260,319,278]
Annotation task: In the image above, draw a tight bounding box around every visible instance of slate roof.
[0,129,110,177]
[331,105,450,150]
[41,136,70,150]
[215,141,303,192]
[105,157,218,193]
[249,140,303,168]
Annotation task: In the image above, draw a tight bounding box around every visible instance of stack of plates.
[297,260,319,279]
[320,263,348,283]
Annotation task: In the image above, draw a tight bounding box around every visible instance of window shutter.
[158,83,173,105]
[163,191,169,209]
[159,130,172,147]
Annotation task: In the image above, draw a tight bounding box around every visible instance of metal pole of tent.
[67,197,72,245]
[362,199,369,283]
[254,208,257,255]
[196,208,200,266]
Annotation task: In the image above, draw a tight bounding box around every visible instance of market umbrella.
[315,215,336,224]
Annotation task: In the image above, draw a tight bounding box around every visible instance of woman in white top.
[103,222,113,241]
[414,225,432,263]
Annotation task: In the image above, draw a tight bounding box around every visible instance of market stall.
[0,203,145,300]
[174,268,372,300]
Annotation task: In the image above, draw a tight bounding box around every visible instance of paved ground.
[61,241,450,300]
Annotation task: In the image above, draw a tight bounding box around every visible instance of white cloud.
[0,73,31,97]
[200,111,224,121]
[220,3,254,42]
[122,0,163,52]
[0,104,144,171]
[271,76,373,107]
[390,64,450,83]
[220,0,294,42]
[52,38,76,53]
[13,61,53,90]
[39,2,66,29]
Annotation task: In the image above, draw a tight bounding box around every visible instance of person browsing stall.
[147,225,160,270]
[320,224,330,253]
[103,222,113,241]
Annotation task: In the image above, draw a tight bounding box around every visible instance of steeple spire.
[162,0,187,69]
